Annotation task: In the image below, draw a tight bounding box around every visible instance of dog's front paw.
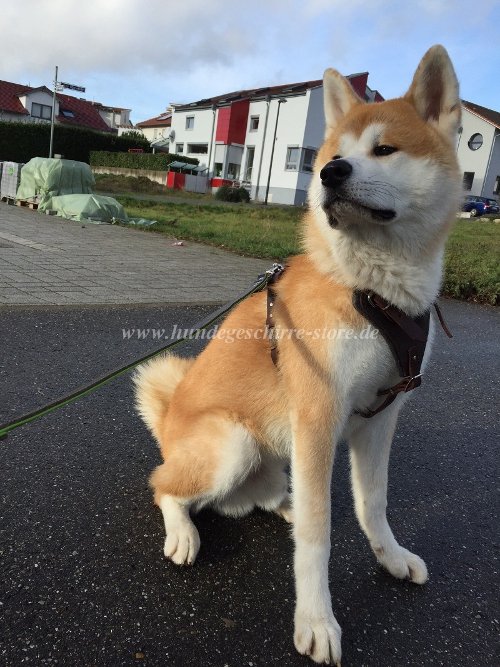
[164,521,200,566]
[376,545,428,584]
[294,611,342,665]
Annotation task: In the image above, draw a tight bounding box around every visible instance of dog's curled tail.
[133,354,194,443]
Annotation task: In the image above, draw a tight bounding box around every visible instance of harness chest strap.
[266,270,452,419]
[351,290,451,418]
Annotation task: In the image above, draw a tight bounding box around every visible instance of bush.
[0,121,151,164]
[89,151,198,170]
[215,185,250,203]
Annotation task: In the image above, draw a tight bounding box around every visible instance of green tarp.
[15,157,156,225]
[16,157,95,210]
[45,194,127,223]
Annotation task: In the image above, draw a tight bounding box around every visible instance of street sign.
[60,82,86,93]
[49,67,86,158]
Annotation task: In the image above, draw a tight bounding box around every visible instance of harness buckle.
[404,374,422,391]
[367,291,391,311]
[378,373,423,397]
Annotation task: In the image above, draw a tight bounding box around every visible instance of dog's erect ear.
[404,45,461,142]
[323,68,363,132]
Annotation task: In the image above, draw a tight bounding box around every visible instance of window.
[187,143,208,154]
[60,109,75,118]
[214,162,223,177]
[301,148,316,173]
[176,143,184,154]
[31,102,52,120]
[468,133,483,151]
[227,163,240,179]
[285,146,299,170]
[463,172,474,191]
[494,176,500,195]
[249,116,259,131]
[244,147,255,181]
[185,116,194,130]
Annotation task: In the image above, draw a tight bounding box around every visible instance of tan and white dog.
[134,45,461,665]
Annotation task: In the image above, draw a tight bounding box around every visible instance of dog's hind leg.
[214,453,291,520]
[348,406,428,584]
[150,418,260,565]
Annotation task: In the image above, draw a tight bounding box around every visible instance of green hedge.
[90,151,198,170]
[0,121,150,164]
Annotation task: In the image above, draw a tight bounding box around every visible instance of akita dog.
[134,45,461,664]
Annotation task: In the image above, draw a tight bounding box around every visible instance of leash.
[0,263,285,441]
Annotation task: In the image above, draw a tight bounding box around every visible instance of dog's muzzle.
[320,159,396,225]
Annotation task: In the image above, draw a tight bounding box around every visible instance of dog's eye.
[332,154,342,160]
[373,145,398,157]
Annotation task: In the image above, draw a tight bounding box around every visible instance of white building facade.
[167,75,383,205]
[458,101,500,199]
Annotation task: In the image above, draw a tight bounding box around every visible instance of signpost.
[49,67,86,158]
[59,82,86,93]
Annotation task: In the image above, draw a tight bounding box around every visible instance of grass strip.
[117,196,499,305]
[443,220,499,305]
[117,196,303,259]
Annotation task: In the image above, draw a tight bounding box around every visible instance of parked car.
[462,195,500,217]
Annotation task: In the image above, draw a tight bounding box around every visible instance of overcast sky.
[2,0,499,124]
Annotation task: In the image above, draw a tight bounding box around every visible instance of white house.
[166,74,383,205]
[134,110,172,149]
[93,103,131,130]
[458,101,500,200]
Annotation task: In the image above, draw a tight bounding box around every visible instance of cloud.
[1,0,290,78]
[1,0,498,122]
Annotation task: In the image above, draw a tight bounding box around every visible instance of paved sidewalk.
[0,204,270,306]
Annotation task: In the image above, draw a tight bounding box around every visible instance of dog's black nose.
[320,160,352,188]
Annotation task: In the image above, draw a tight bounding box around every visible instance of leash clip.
[266,262,285,277]
[255,263,285,288]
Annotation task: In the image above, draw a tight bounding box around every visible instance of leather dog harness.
[351,291,451,417]
[265,266,452,419]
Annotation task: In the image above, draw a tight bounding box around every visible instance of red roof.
[173,73,384,111]
[136,113,172,128]
[0,80,30,115]
[56,92,112,132]
[0,79,114,132]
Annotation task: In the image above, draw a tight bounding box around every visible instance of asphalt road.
[0,300,498,667]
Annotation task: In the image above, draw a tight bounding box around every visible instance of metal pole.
[254,96,270,201]
[264,98,285,205]
[49,65,58,158]
[207,104,216,176]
